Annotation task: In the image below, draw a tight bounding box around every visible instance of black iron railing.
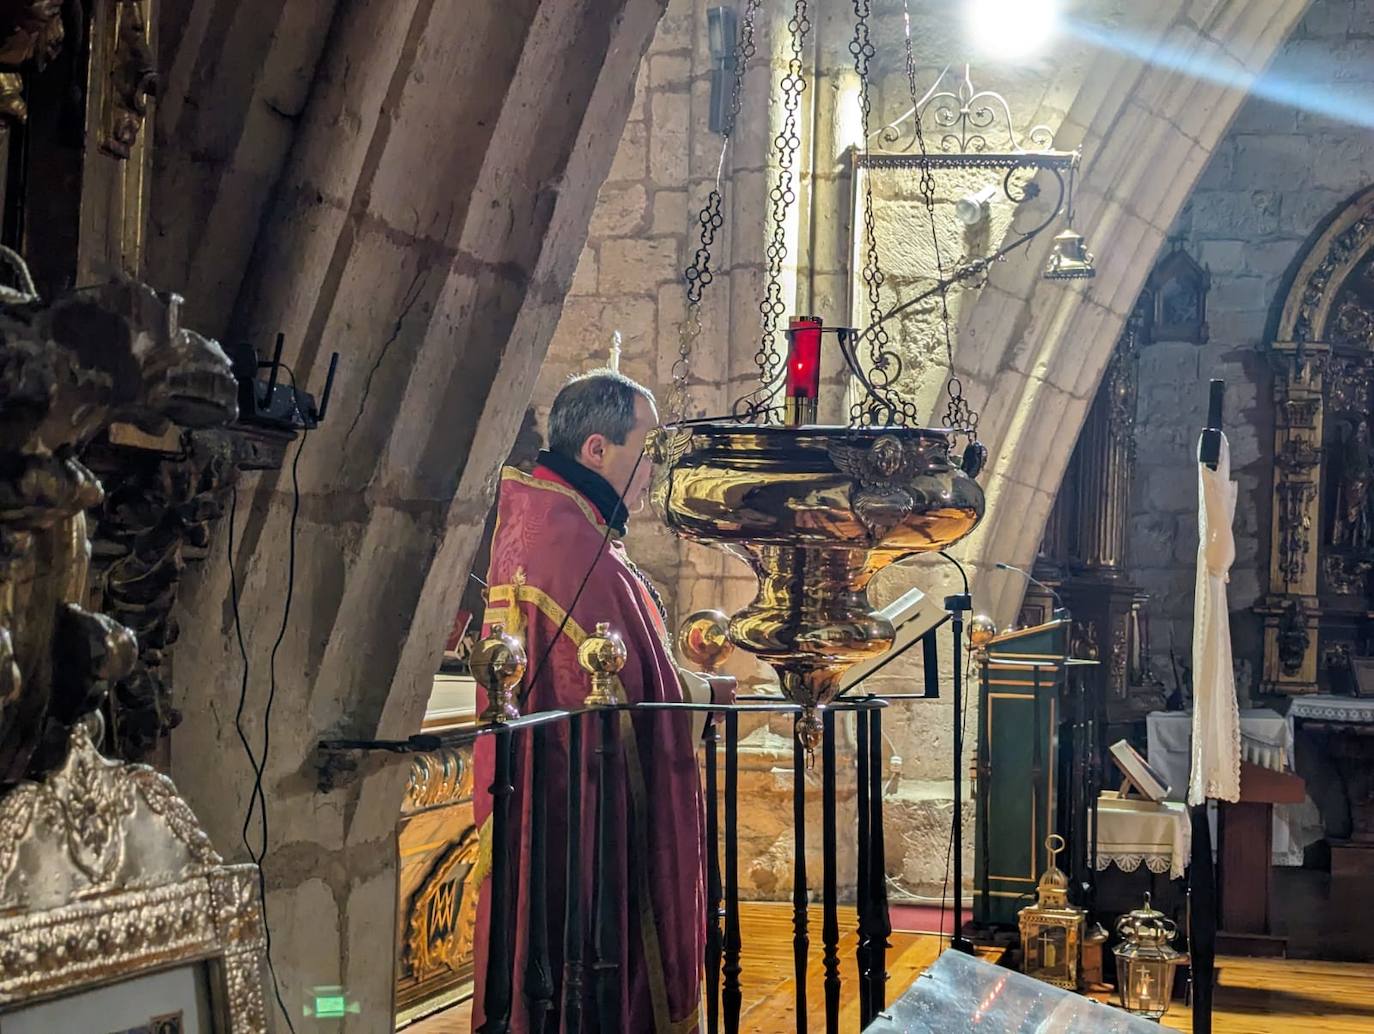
[321,623,958,1034]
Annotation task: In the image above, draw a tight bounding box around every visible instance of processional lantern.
[650,5,1093,750]
[1112,893,1183,1019]
[1016,834,1085,990]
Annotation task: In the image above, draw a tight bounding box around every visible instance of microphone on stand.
[995,561,1069,620]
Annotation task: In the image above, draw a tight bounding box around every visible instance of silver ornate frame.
[0,725,267,1031]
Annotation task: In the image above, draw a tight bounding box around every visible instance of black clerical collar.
[536,450,629,535]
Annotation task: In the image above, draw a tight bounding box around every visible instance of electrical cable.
[226,361,309,1034]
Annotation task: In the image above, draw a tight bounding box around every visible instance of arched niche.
[1263,184,1374,694]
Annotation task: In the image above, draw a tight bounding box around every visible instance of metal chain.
[850,0,916,427]
[666,192,724,424]
[739,0,811,423]
[666,0,759,426]
[903,0,979,442]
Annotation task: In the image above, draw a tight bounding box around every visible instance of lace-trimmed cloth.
[1096,796,1191,880]
[1190,431,1241,806]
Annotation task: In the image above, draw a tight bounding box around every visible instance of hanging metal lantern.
[1017,834,1085,990]
[1044,228,1097,280]
[1112,892,1184,1020]
[649,8,1091,751]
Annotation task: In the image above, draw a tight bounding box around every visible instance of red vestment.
[471,466,704,1034]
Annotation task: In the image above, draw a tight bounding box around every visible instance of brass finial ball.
[579,622,627,708]
[577,621,628,677]
[471,624,527,723]
[470,625,528,692]
[677,609,734,672]
[968,613,998,650]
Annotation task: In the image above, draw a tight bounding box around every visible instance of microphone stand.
[994,561,1069,622]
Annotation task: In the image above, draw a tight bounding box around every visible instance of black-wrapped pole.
[976,649,992,927]
[478,727,517,1034]
[562,714,586,1034]
[1199,378,1224,469]
[821,709,840,1034]
[705,723,723,1034]
[1189,807,1217,1034]
[1191,377,1223,1034]
[592,710,621,1034]
[723,710,743,1034]
[1088,667,1103,914]
[792,715,809,1033]
[524,725,555,1034]
[855,708,873,1026]
[868,708,891,1011]
[922,629,940,699]
[947,595,974,954]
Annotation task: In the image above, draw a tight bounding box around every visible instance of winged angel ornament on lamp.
[647,3,1088,749]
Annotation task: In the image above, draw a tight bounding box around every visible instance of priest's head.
[548,369,658,512]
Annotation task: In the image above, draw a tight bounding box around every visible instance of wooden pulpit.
[1216,760,1306,956]
[972,620,1101,930]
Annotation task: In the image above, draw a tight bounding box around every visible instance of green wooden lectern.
[972,619,1100,929]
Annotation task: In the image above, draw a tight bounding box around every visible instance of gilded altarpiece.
[1261,186,1374,694]
[395,744,481,1024]
[0,2,270,1026]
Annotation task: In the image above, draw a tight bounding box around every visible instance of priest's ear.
[579,432,611,472]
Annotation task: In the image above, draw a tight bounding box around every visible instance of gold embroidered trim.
[483,582,589,646]
[502,568,526,637]
[472,816,493,892]
[500,465,621,539]
[671,1008,702,1034]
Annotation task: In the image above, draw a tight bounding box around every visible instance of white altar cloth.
[1096,795,1191,879]
[1287,693,1374,727]
[1147,708,1303,864]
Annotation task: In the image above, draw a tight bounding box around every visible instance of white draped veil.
[1189,430,1241,806]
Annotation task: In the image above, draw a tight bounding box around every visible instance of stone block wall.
[524,0,1320,905]
[533,0,781,665]
[1128,0,1374,701]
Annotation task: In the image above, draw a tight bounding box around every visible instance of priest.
[471,369,731,1034]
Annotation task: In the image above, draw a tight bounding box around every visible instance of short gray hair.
[547,369,656,459]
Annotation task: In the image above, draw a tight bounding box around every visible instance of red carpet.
[889,902,962,936]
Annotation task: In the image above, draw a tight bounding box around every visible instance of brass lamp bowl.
[652,422,984,746]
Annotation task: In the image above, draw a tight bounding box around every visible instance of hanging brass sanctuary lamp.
[650,4,1089,749]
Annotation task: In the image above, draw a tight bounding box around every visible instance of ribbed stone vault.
[153,0,669,1025]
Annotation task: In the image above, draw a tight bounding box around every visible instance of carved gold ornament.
[0,725,266,1029]
[405,830,481,983]
[0,0,65,125]
[404,747,474,815]
[100,0,158,159]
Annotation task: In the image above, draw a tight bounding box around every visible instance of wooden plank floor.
[1152,956,1374,1034]
[407,903,1374,1033]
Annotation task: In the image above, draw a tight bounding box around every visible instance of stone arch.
[1260,184,1374,694]
[1275,184,1374,345]
[928,1,1314,628]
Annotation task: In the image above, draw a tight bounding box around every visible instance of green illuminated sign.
[314,994,347,1018]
